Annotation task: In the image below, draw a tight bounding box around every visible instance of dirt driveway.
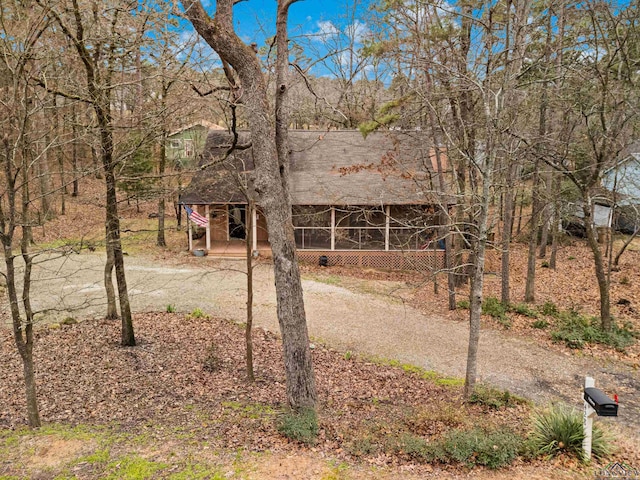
[2,251,638,441]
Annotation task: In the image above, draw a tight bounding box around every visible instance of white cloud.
[316,20,340,38]
[345,20,369,43]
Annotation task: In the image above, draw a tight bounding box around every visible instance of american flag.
[184,205,209,227]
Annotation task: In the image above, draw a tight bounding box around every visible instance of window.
[170,139,182,148]
[184,139,194,157]
[293,206,331,250]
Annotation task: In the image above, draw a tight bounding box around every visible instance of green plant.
[105,455,167,480]
[276,407,319,444]
[347,435,379,457]
[511,303,538,318]
[568,256,576,260]
[541,261,550,268]
[188,308,208,319]
[468,384,527,409]
[540,301,559,317]
[167,461,226,480]
[389,433,430,460]
[430,428,524,469]
[551,311,636,350]
[456,299,470,309]
[343,351,353,360]
[482,297,508,322]
[61,317,77,325]
[528,406,613,461]
[532,320,549,329]
[620,276,630,286]
[166,304,176,313]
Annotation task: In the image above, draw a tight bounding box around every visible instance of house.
[179,129,453,270]
[166,120,225,170]
[602,142,640,233]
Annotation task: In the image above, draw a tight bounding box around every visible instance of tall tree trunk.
[39,133,53,220]
[157,126,167,247]
[4,251,41,428]
[104,227,119,319]
[464,155,493,399]
[182,0,316,410]
[71,105,79,197]
[246,200,255,382]
[501,163,517,305]
[583,195,612,331]
[2,134,41,428]
[54,96,66,215]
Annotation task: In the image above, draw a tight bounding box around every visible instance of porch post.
[331,206,336,250]
[252,205,258,253]
[385,205,390,251]
[226,204,230,241]
[188,206,193,251]
[205,204,211,251]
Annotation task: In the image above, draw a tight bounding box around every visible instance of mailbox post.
[582,376,618,461]
[583,377,596,461]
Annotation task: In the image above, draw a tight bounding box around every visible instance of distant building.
[166,120,225,170]
[602,142,640,233]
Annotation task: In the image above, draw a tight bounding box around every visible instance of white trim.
[205,205,211,250]
[385,205,390,251]
[252,206,258,252]
[330,207,335,251]
[188,209,193,251]
[226,204,230,241]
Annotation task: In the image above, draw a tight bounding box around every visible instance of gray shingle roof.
[180,130,447,206]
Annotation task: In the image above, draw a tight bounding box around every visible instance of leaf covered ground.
[1,312,638,479]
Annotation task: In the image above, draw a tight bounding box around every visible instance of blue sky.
[182,0,375,76]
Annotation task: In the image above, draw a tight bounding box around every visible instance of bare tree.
[181,0,317,410]
[33,0,155,345]
[0,5,51,427]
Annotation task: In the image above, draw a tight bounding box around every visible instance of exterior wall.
[603,157,640,202]
[167,125,209,169]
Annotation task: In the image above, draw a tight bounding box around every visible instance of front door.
[228,204,246,240]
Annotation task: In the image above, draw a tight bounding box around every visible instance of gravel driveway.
[2,251,638,441]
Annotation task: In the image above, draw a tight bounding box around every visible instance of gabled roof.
[180,130,451,206]
[168,120,225,138]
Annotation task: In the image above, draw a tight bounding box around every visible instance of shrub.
[482,297,507,321]
[528,406,613,461]
[540,301,559,317]
[389,433,430,460]
[532,320,549,329]
[469,384,527,409]
[347,435,380,457]
[457,299,470,309]
[511,303,538,318]
[437,428,524,469]
[551,311,636,351]
[276,408,318,444]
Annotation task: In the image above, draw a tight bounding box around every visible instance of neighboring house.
[179,130,453,270]
[602,142,640,233]
[602,142,640,202]
[166,120,225,170]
